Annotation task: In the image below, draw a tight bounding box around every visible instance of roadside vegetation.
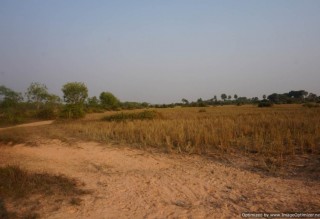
[1,81,319,127]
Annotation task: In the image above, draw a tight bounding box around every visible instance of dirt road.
[0,138,319,219]
[0,120,54,131]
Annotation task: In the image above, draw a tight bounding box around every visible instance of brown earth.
[0,123,319,218]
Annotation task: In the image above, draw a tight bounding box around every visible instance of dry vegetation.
[0,165,88,219]
[52,105,319,163]
[0,104,319,217]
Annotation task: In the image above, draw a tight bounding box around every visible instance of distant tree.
[228,95,232,100]
[181,98,189,105]
[306,93,318,102]
[26,82,49,110]
[288,90,308,99]
[221,94,227,101]
[234,94,238,100]
[252,97,259,102]
[213,95,217,102]
[267,93,279,103]
[263,94,266,100]
[61,82,88,119]
[87,96,100,108]
[100,92,120,110]
[0,85,23,107]
[62,82,88,105]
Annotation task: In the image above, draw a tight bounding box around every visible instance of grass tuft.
[102,110,161,122]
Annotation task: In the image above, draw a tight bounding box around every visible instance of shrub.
[37,107,57,119]
[258,101,273,107]
[303,103,320,108]
[103,110,161,122]
[198,109,206,113]
[60,104,85,119]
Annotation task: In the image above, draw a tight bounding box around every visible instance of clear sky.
[0,0,320,103]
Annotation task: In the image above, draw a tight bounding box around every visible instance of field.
[0,105,319,218]
[57,105,319,162]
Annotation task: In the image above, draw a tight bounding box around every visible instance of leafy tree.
[0,85,23,108]
[288,90,308,99]
[213,95,217,102]
[263,94,266,100]
[307,93,318,102]
[234,94,238,100]
[87,96,100,108]
[62,82,88,105]
[61,82,88,119]
[181,98,189,105]
[228,95,232,100]
[221,94,227,101]
[26,82,49,110]
[100,92,120,110]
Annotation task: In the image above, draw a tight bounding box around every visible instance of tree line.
[1,82,319,125]
[0,82,149,124]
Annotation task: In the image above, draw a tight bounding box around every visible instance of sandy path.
[0,120,54,131]
[0,140,319,219]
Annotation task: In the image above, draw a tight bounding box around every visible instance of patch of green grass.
[102,110,161,122]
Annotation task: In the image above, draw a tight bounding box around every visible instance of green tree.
[26,82,49,110]
[221,93,227,101]
[213,95,217,102]
[99,92,120,110]
[0,85,23,108]
[61,82,88,119]
[87,96,100,108]
[228,95,232,100]
[181,98,189,105]
[234,94,238,100]
[62,82,88,105]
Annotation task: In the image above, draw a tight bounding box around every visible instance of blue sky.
[0,0,320,103]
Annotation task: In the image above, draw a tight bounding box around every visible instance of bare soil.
[0,123,319,218]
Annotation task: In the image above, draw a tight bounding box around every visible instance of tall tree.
[234,94,238,100]
[26,82,49,110]
[0,85,23,107]
[62,82,88,105]
[181,98,189,105]
[221,93,227,101]
[100,92,120,109]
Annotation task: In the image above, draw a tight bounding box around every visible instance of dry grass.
[52,105,320,162]
[1,105,319,165]
[0,165,88,219]
[0,165,86,199]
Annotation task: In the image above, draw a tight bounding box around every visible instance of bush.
[60,104,86,119]
[258,101,273,107]
[198,109,206,113]
[103,110,161,122]
[302,103,320,108]
[37,107,57,119]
